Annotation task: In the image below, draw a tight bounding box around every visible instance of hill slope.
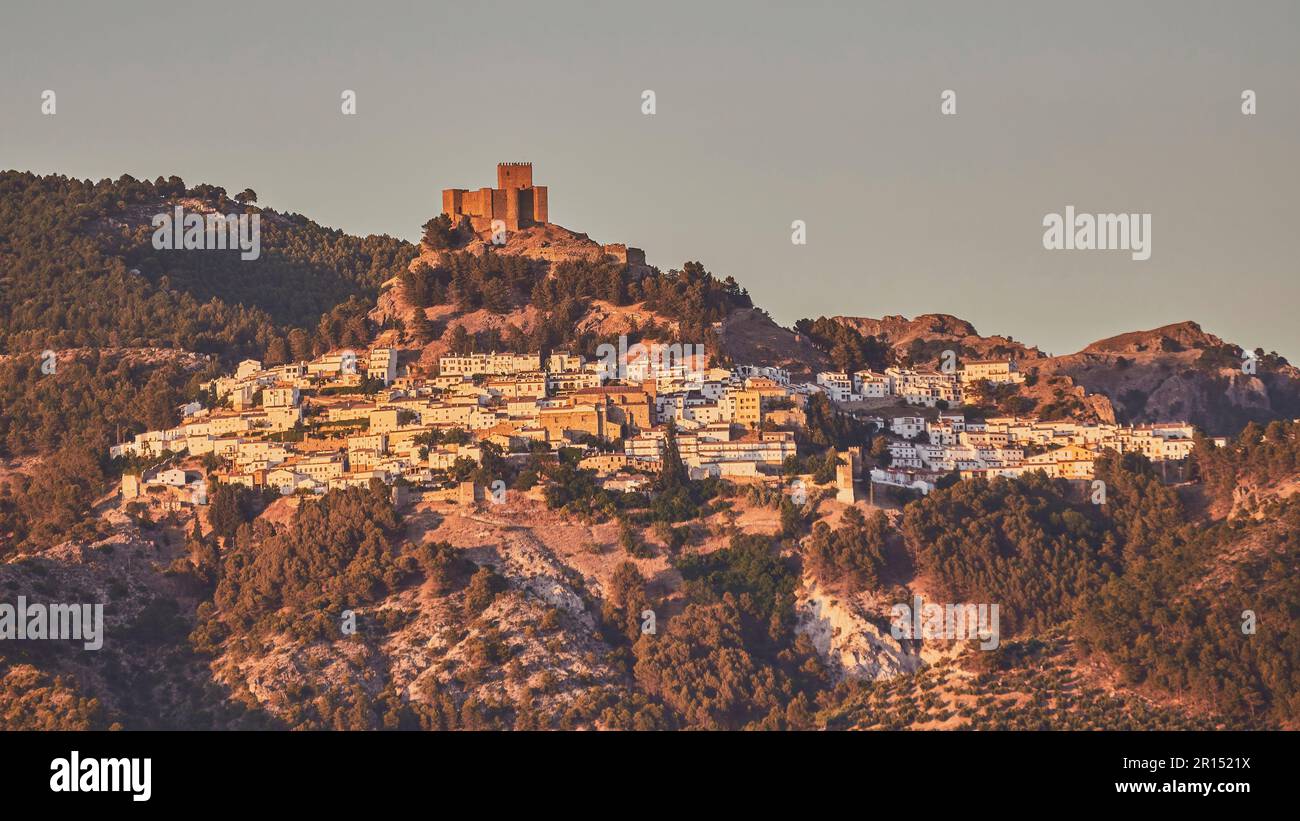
[824,314,1300,434]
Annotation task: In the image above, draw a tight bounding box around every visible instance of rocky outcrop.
[830,313,1045,362]
[1082,320,1225,354]
[796,578,924,681]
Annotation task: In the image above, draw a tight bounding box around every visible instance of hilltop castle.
[440,162,648,268]
[442,162,549,232]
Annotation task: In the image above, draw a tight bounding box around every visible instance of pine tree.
[407,309,434,344]
[656,423,687,494]
[264,337,290,365]
[446,324,473,355]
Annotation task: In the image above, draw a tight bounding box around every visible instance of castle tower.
[497,162,534,189]
[835,450,859,504]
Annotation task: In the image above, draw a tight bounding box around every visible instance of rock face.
[212,572,622,729]
[442,222,652,275]
[209,506,628,729]
[0,524,217,729]
[796,578,923,681]
[796,578,972,682]
[1039,323,1300,433]
[832,314,980,346]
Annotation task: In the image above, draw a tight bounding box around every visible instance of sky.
[2,0,1298,358]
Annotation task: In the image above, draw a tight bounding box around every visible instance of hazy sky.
[3,1,1298,357]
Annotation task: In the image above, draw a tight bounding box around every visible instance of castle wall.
[533,186,548,224]
[442,189,462,218]
[601,243,646,265]
[491,188,507,222]
[467,189,488,218]
[505,187,520,230]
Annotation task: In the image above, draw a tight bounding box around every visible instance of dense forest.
[0,171,415,554]
[1076,499,1300,726]
[404,248,752,363]
[898,446,1300,726]
[1195,419,1300,507]
[1067,422,1300,726]
[193,484,407,647]
[0,171,416,358]
[793,316,891,373]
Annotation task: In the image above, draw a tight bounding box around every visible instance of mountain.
[829,313,1043,361]
[3,169,1299,732]
[1081,320,1225,354]
[1038,322,1300,434]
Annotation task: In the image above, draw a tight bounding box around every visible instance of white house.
[890,416,926,439]
[852,370,890,398]
[815,372,855,402]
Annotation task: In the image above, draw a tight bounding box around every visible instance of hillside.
[1040,322,1300,434]
[830,313,1044,363]
[720,308,833,378]
[823,314,1300,434]
[3,168,1299,733]
[0,171,417,360]
[7,428,1292,730]
[367,216,755,374]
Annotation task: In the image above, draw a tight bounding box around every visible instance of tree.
[656,424,688,494]
[406,310,434,344]
[618,517,650,558]
[779,496,809,538]
[604,561,650,643]
[464,567,506,616]
[264,337,290,365]
[481,277,515,314]
[869,435,891,467]
[421,214,455,250]
[416,541,473,594]
[287,328,313,361]
[234,188,258,206]
[446,324,473,355]
[207,484,255,542]
[806,507,890,592]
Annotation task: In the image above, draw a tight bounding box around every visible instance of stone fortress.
[440,162,647,267]
[442,162,549,232]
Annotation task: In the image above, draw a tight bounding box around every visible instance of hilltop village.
[5,166,1293,734]
[101,162,1219,509]
[109,343,1207,508]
